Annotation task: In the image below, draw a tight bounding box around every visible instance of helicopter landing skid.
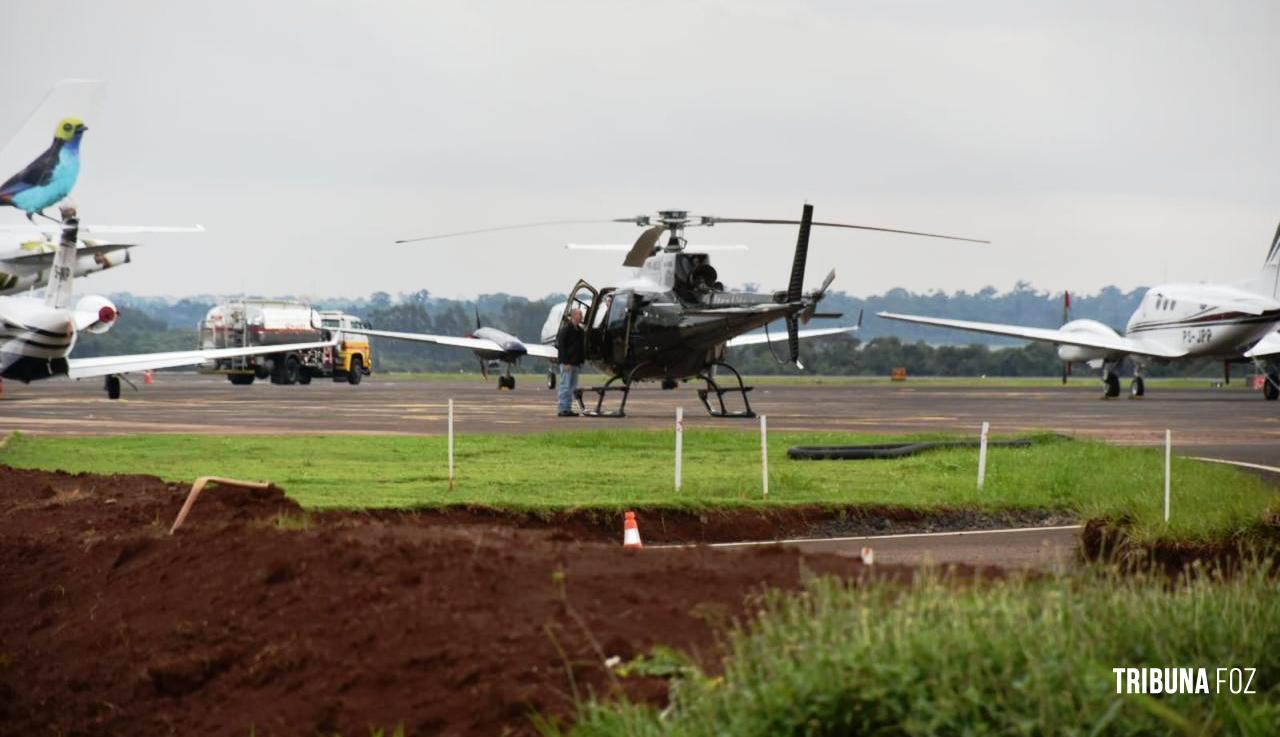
[696,362,756,418]
[575,364,648,418]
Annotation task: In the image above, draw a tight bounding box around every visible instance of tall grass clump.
[557,562,1280,736]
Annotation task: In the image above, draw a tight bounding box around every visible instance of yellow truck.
[199,300,372,385]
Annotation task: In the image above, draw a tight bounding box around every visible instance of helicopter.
[375,204,985,417]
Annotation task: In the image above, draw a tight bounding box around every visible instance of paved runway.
[1,373,1275,467]
[661,525,1083,570]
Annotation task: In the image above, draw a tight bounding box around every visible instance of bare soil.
[0,466,944,737]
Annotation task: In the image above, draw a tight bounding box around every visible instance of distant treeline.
[70,284,1229,377]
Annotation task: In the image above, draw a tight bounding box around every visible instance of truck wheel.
[347,356,363,385]
[228,374,255,386]
[105,375,121,400]
[284,356,301,385]
[255,364,270,380]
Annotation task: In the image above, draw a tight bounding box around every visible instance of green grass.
[552,562,1280,736]
[1,430,1272,543]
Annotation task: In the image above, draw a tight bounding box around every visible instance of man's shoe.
[558,410,579,417]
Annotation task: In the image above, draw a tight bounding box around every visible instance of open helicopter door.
[562,279,599,357]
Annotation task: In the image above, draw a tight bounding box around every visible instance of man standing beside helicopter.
[555,307,585,416]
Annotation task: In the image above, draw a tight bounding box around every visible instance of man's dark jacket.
[556,323,585,366]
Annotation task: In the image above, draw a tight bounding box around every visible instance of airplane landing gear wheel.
[1103,373,1120,399]
[297,370,312,385]
[228,374,255,386]
[498,375,515,390]
[1264,369,1279,401]
[546,371,556,390]
[1129,377,1144,398]
[105,375,121,400]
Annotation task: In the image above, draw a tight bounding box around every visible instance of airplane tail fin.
[1263,220,1280,299]
[1,80,104,183]
[44,207,79,308]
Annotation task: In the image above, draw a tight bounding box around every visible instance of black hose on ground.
[787,439,1033,460]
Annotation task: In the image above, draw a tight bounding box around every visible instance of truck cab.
[317,311,373,384]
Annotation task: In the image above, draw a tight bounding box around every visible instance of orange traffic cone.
[623,511,642,548]
[143,370,154,385]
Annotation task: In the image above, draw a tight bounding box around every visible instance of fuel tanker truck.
[198,299,372,385]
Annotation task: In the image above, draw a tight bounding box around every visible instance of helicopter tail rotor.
[800,268,837,325]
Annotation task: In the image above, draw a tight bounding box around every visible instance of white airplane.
[1,207,333,399]
[0,225,205,296]
[879,223,1280,400]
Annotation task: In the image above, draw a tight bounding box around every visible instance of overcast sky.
[2,1,1277,300]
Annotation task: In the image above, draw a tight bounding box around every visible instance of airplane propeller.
[1061,290,1072,384]
[473,306,488,379]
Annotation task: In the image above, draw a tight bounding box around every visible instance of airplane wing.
[350,327,561,361]
[522,343,559,359]
[727,325,858,348]
[3,243,135,265]
[1244,332,1280,358]
[65,340,335,380]
[0,224,204,235]
[876,312,1187,359]
[346,328,506,353]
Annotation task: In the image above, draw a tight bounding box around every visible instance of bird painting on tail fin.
[0,118,87,224]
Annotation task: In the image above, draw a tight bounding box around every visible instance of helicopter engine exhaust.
[784,204,815,368]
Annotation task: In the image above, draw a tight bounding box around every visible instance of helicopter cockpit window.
[606,292,630,331]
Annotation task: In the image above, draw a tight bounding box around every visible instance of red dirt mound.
[0,466,920,736]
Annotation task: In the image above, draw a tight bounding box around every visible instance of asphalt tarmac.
[1,373,1275,466]
[659,525,1084,570]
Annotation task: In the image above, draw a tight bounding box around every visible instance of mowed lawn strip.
[2,431,1272,543]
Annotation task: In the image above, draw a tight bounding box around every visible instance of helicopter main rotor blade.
[395,219,619,244]
[623,225,666,267]
[703,217,988,244]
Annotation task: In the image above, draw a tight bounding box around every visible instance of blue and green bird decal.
[0,117,87,221]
